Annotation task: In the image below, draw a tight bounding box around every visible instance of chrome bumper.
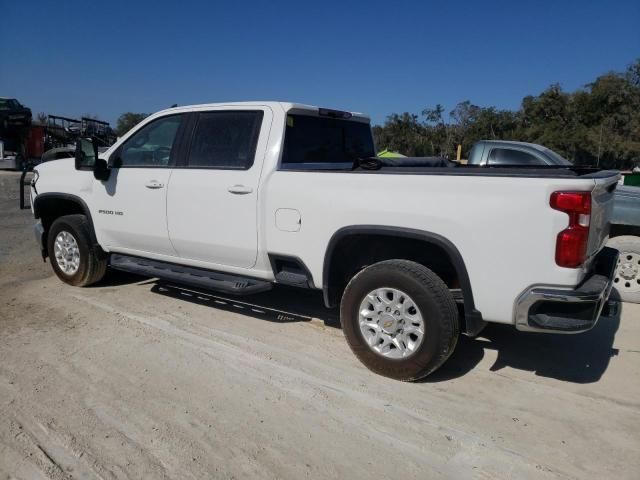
[514,247,618,333]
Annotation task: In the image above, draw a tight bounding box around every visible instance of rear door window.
[281,115,375,169]
[186,111,264,169]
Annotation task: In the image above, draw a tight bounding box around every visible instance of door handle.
[227,185,253,195]
[145,180,165,189]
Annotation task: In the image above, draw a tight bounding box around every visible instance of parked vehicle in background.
[0,97,32,170]
[467,140,640,303]
[45,116,116,154]
[0,99,116,169]
[0,97,32,131]
[0,139,26,170]
[608,187,640,302]
[28,103,620,380]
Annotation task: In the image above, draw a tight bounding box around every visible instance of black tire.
[340,260,459,381]
[47,214,107,287]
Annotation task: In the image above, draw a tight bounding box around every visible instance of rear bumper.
[514,247,618,333]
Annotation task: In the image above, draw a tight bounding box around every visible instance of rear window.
[487,148,544,166]
[542,147,572,166]
[281,114,375,169]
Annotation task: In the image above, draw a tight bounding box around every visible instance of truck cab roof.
[470,140,572,166]
[475,140,556,152]
[153,101,370,123]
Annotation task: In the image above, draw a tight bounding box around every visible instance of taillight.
[550,191,591,268]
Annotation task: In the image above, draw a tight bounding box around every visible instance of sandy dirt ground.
[1,170,639,479]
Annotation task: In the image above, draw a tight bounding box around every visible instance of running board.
[109,254,272,296]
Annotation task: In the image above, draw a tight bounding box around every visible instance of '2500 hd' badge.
[98,209,124,216]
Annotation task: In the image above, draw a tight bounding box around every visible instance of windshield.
[281,114,375,169]
[0,99,20,110]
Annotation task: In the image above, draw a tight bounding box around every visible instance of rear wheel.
[608,235,640,303]
[340,259,459,381]
[47,214,107,287]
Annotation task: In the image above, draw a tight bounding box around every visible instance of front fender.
[32,192,99,248]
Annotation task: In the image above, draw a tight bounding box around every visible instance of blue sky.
[1,0,638,126]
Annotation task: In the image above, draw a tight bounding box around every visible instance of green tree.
[421,104,449,155]
[116,112,148,136]
[373,112,428,156]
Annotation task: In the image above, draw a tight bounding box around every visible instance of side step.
[109,254,272,296]
[274,270,310,287]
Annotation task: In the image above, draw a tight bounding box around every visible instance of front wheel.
[608,235,640,303]
[47,214,107,287]
[340,260,459,381]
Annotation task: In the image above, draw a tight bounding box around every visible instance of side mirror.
[75,137,110,181]
[93,158,110,181]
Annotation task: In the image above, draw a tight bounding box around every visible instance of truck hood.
[35,157,75,175]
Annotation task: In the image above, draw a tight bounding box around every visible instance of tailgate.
[588,174,620,259]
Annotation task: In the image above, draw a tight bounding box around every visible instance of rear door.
[166,107,271,268]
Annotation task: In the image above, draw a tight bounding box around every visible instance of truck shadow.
[150,282,341,327]
[92,270,149,288]
[137,274,620,384]
[426,302,622,384]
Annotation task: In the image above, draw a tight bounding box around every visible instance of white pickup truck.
[29,102,620,380]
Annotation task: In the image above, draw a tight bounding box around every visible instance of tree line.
[373,60,640,169]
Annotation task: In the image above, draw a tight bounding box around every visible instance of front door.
[166,107,270,268]
[91,114,184,257]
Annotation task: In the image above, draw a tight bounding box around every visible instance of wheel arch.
[610,223,640,239]
[33,193,99,256]
[322,225,484,334]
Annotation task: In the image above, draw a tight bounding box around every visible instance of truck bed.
[282,156,619,179]
[351,165,619,179]
[266,165,619,324]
